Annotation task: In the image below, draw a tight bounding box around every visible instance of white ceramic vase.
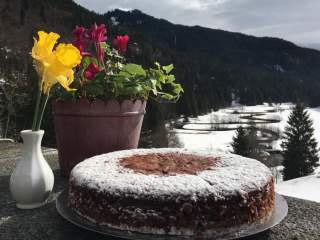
[10,130,54,209]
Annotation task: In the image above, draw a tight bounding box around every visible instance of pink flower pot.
[52,99,146,177]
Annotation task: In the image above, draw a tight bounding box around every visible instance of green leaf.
[118,84,144,95]
[172,83,184,94]
[150,79,158,95]
[150,79,157,88]
[100,42,109,50]
[94,71,106,81]
[117,62,124,69]
[159,92,175,100]
[163,64,174,74]
[118,71,132,78]
[154,62,161,70]
[123,64,146,76]
[85,81,104,97]
[82,56,92,69]
[167,74,175,83]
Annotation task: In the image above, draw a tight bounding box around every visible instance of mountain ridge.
[107,8,319,53]
[110,8,320,107]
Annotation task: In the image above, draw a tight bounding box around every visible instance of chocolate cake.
[68,148,275,237]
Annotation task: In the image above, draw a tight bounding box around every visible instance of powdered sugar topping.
[70,148,273,200]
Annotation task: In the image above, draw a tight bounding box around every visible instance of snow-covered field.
[276,175,320,203]
[174,103,320,155]
[171,103,320,202]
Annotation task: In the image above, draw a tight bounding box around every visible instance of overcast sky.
[75,0,320,47]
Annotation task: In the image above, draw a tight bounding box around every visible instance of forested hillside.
[1,0,320,143]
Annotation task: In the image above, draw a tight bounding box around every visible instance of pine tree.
[246,120,260,158]
[232,126,249,156]
[281,104,319,180]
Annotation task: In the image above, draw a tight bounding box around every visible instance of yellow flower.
[55,44,81,69]
[41,43,81,94]
[31,31,82,95]
[32,31,60,67]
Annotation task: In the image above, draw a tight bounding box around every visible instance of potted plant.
[52,23,183,176]
[10,31,82,208]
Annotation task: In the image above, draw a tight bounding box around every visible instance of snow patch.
[274,64,285,72]
[110,16,119,26]
[276,175,320,203]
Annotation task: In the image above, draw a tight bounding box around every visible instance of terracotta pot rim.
[52,112,145,118]
[52,98,147,117]
[52,98,147,104]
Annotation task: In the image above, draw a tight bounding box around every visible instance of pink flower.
[72,26,90,56]
[113,35,129,54]
[88,23,107,62]
[84,63,101,80]
[88,23,107,43]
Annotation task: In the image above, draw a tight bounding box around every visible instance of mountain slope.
[106,9,320,108]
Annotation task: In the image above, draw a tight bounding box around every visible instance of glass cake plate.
[56,190,288,240]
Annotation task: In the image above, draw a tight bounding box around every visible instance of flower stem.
[32,90,42,131]
[35,93,50,131]
[95,42,108,77]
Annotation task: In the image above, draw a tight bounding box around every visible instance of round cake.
[68,148,275,237]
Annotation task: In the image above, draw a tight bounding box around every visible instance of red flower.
[113,35,129,54]
[88,23,107,43]
[88,23,107,62]
[72,26,90,56]
[84,63,101,80]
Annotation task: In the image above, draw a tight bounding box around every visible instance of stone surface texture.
[0,141,319,240]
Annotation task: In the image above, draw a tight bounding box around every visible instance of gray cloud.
[74,0,320,46]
